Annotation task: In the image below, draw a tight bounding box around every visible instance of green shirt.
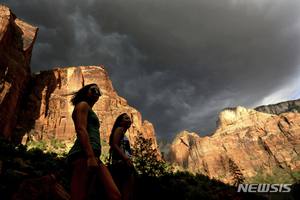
[68,106,101,158]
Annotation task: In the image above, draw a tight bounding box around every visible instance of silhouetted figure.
[109,113,135,200]
[68,84,121,200]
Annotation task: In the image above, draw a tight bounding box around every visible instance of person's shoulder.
[114,127,123,134]
[115,127,123,131]
[74,101,90,112]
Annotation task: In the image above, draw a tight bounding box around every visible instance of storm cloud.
[3,0,300,143]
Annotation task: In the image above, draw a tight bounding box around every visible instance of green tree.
[132,134,173,177]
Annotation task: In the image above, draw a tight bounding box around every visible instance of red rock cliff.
[166,106,300,184]
[11,66,158,150]
[0,5,38,139]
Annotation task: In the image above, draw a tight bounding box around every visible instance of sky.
[3,0,300,143]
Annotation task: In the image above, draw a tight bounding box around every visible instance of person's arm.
[74,101,98,173]
[111,127,134,167]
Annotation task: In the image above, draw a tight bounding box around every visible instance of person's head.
[109,113,131,145]
[70,83,102,106]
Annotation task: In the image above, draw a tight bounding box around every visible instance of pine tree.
[131,133,173,177]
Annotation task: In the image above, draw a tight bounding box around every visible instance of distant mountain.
[157,140,171,160]
[254,98,300,115]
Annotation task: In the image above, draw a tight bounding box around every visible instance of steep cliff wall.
[166,106,300,184]
[0,5,38,139]
[11,66,158,150]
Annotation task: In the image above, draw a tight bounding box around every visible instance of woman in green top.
[68,83,120,200]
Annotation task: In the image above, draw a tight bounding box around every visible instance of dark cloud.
[3,0,300,143]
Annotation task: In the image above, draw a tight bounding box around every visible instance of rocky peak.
[216,106,269,130]
[217,106,250,127]
[166,131,200,168]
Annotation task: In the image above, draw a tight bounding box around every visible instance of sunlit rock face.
[0,5,38,139]
[167,107,300,184]
[216,106,251,129]
[11,66,158,150]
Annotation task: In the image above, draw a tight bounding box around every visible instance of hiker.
[67,83,121,200]
[108,113,135,200]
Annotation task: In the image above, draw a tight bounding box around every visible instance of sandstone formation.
[11,66,158,150]
[0,5,38,140]
[166,106,300,184]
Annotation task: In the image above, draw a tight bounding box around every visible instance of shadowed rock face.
[11,66,158,149]
[166,106,300,184]
[0,5,38,139]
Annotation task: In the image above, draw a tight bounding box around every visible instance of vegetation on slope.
[0,132,299,200]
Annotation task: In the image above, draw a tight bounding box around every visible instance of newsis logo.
[237,184,292,193]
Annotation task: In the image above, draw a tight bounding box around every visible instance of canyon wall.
[0,5,38,139]
[166,106,300,184]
